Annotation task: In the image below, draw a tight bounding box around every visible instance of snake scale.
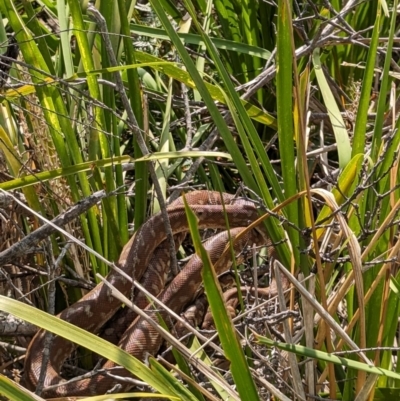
[24,191,279,397]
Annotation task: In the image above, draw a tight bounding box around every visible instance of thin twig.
[35,239,57,395]
[0,189,108,267]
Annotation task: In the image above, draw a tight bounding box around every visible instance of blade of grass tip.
[379,0,389,17]
[183,195,260,401]
[312,48,351,169]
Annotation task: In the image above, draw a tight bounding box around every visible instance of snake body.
[24,191,273,397]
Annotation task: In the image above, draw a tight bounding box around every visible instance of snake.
[24,191,279,397]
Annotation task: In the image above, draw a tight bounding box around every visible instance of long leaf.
[183,195,260,401]
[0,295,182,399]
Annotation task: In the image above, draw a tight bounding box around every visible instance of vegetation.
[0,0,398,400]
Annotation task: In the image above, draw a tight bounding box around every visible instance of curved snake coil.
[24,191,277,397]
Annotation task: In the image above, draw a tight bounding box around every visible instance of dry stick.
[181,79,194,149]
[0,314,37,336]
[87,6,178,275]
[353,373,379,401]
[274,263,306,401]
[36,241,68,395]
[0,265,31,305]
[0,189,108,266]
[300,272,316,400]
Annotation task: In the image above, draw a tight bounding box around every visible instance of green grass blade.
[130,24,272,60]
[372,2,396,164]
[352,4,382,157]
[183,196,260,401]
[256,335,400,381]
[0,151,230,191]
[276,0,299,265]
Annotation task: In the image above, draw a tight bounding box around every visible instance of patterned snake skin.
[24,191,278,397]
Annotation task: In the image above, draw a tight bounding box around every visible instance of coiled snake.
[24,191,280,397]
